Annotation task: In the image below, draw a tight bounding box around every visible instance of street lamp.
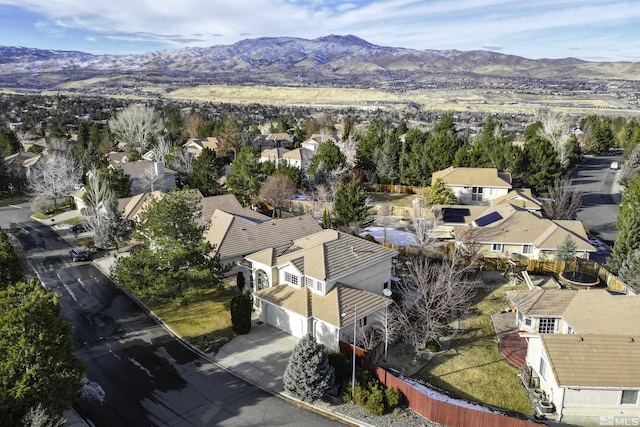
[341,305,358,400]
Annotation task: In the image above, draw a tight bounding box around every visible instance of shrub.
[31,198,55,215]
[283,335,335,402]
[328,350,351,383]
[365,384,386,416]
[236,271,245,292]
[385,387,403,409]
[230,292,252,334]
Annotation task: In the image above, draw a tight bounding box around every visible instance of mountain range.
[0,35,638,92]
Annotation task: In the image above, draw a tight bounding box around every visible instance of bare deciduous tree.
[537,109,570,167]
[542,177,582,220]
[408,204,438,248]
[258,173,297,217]
[108,104,163,154]
[21,404,66,427]
[139,163,163,193]
[388,254,476,353]
[378,203,393,244]
[28,153,81,210]
[150,135,171,163]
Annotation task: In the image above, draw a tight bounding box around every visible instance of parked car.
[69,248,90,262]
[71,221,92,234]
[610,161,619,170]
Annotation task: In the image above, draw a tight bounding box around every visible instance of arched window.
[255,269,269,290]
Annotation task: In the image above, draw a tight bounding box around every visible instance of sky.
[0,0,639,61]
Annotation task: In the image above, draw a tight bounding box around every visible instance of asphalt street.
[1,203,343,427]
[569,154,621,263]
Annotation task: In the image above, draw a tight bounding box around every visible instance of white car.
[610,161,619,170]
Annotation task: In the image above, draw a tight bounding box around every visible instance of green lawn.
[367,192,418,207]
[414,285,533,414]
[151,287,239,354]
[0,193,28,206]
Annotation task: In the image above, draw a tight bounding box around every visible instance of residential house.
[117,191,166,222]
[283,147,315,171]
[113,160,177,195]
[491,188,542,212]
[507,289,640,422]
[253,133,293,151]
[450,204,595,260]
[432,167,512,205]
[247,229,397,350]
[259,147,290,165]
[203,210,322,275]
[182,137,221,158]
[4,151,39,187]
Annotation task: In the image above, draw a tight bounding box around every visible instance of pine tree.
[0,230,24,290]
[226,147,263,205]
[609,175,640,272]
[332,179,371,228]
[618,247,640,292]
[230,293,252,334]
[188,147,226,196]
[426,178,456,205]
[283,335,335,402]
[555,235,577,261]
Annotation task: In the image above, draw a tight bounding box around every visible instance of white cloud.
[0,0,638,59]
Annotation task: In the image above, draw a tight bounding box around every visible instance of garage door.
[266,304,304,338]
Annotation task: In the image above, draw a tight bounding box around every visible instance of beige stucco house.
[247,230,396,350]
[432,167,512,205]
[507,289,640,422]
[451,204,595,260]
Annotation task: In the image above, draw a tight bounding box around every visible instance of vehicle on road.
[69,248,90,262]
[71,221,92,234]
[610,161,619,170]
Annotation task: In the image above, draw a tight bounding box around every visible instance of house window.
[383,281,389,289]
[492,244,503,252]
[539,358,547,380]
[255,270,268,290]
[284,272,299,286]
[538,318,556,334]
[525,317,532,327]
[305,277,314,289]
[621,390,639,405]
[316,281,324,293]
[522,245,534,255]
[471,187,483,202]
[359,316,368,327]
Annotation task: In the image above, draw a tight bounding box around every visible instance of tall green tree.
[373,133,400,184]
[609,175,640,272]
[226,147,263,206]
[332,178,371,228]
[425,114,466,173]
[111,190,227,302]
[0,128,20,156]
[0,280,85,425]
[426,178,456,205]
[308,140,346,178]
[523,136,562,195]
[0,230,23,289]
[555,235,577,261]
[104,166,132,198]
[399,128,428,186]
[618,247,640,292]
[283,334,334,402]
[188,147,226,196]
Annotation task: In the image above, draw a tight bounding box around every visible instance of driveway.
[212,324,298,393]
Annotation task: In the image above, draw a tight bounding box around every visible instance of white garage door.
[266,304,304,338]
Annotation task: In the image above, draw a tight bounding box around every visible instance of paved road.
[1,203,343,427]
[570,155,621,263]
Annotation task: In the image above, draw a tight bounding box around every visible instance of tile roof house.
[259,147,290,165]
[203,211,322,275]
[182,137,221,157]
[113,160,177,195]
[506,289,640,422]
[451,204,595,260]
[247,229,397,350]
[253,133,293,151]
[432,167,512,205]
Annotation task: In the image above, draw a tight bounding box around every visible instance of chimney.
[154,161,164,177]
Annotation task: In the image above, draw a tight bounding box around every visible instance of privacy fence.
[339,341,543,427]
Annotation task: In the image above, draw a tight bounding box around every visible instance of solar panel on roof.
[441,208,470,223]
[474,211,503,227]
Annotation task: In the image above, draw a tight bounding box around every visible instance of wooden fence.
[339,341,543,427]
[364,183,424,194]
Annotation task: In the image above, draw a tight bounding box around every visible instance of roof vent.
[630,337,635,343]
[577,336,584,342]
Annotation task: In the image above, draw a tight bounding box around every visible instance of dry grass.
[415,284,533,414]
[151,287,239,354]
[367,192,418,207]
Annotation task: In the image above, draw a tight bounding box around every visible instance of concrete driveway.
[212,324,299,393]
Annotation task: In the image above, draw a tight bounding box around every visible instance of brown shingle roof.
[432,167,512,188]
[507,290,577,316]
[541,334,640,388]
[254,283,391,327]
[492,188,542,210]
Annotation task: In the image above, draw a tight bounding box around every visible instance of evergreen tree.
[425,114,466,173]
[230,293,252,334]
[308,140,346,177]
[563,133,582,169]
[426,178,456,205]
[226,147,263,205]
[188,147,226,196]
[399,128,428,186]
[523,136,562,195]
[332,178,371,228]
[373,133,400,184]
[0,230,24,290]
[555,235,577,261]
[283,335,335,402]
[93,197,132,250]
[609,175,640,272]
[0,128,20,156]
[618,247,640,292]
[104,166,132,198]
[0,280,85,425]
